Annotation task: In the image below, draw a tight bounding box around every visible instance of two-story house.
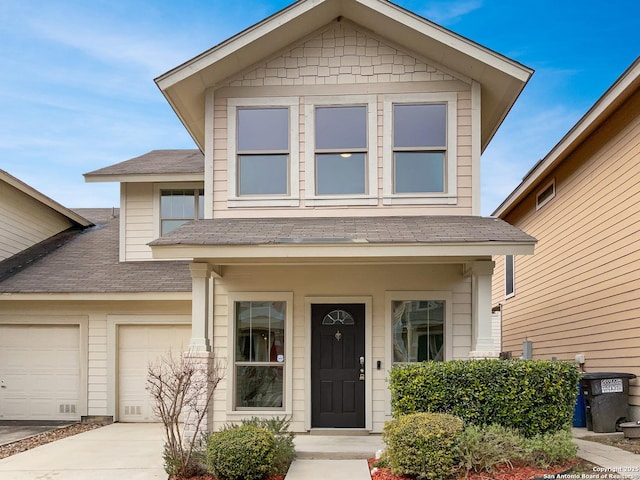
[0,0,535,434]
[491,58,640,419]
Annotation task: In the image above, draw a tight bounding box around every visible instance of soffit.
[155,0,532,152]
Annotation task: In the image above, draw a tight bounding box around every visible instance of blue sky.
[0,0,638,215]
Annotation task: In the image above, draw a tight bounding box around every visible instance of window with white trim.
[392,300,445,362]
[383,93,457,205]
[393,104,446,193]
[505,255,515,298]
[227,97,299,207]
[160,189,204,235]
[234,300,287,410]
[387,291,452,365]
[304,95,378,205]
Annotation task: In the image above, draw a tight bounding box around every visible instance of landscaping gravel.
[0,422,108,460]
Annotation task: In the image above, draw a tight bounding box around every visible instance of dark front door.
[311,303,365,428]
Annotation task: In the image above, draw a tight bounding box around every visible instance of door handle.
[359,356,365,381]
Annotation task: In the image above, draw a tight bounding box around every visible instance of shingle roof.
[0,208,191,294]
[84,150,203,177]
[150,216,536,246]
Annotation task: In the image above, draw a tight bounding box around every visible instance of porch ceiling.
[149,215,536,261]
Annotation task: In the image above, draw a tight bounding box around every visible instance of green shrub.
[205,425,275,480]
[234,417,296,476]
[382,412,463,480]
[455,425,578,473]
[455,424,525,472]
[389,359,580,437]
[522,429,577,467]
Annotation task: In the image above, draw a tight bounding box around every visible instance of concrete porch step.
[293,434,385,460]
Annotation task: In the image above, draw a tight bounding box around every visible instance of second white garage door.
[118,324,191,422]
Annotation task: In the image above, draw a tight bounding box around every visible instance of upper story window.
[228,97,299,208]
[160,189,203,235]
[305,95,378,206]
[237,108,289,196]
[315,106,367,195]
[383,93,457,205]
[393,104,446,193]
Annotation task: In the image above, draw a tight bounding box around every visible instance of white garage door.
[0,324,80,420]
[118,324,191,422]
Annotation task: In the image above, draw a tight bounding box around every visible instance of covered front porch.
[149,215,535,434]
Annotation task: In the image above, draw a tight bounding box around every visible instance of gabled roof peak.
[156,0,532,152]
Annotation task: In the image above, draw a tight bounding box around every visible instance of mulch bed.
[369,458,579,480]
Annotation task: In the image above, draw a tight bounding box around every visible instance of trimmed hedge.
[389,359,580,437]
[383,412,464,480]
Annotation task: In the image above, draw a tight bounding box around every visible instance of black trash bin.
[580,372,637,433]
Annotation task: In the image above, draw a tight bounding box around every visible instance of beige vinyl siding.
[123,183,154,261]
[210,263,472,433]
[0,182,74,260]
[211,21,473,217]
[496,89,640,407]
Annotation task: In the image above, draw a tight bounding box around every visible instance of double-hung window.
[305,95,378,205]
[383,93,457,204]
[393,104,446,193]
[230,292,292,413]
[160,188,204,235]
[228,98,299,207]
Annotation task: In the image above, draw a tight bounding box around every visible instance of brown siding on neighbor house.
[211,21,473,217]
[0,182,75,261]
[493,88,640,406]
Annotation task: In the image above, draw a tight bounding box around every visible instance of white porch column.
[189,263,212,352]
[468,260,499,359]
[184,262,219,441]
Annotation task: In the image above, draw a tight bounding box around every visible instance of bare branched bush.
[147,350,225,478]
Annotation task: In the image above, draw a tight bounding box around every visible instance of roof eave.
[150,241,536,262]
[84,173,205,183]
[493,57,640,218]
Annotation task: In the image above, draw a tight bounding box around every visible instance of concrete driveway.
[0,423,166,480]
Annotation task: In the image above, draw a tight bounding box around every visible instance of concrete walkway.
[573,428,640,479]
[1,423,639,480]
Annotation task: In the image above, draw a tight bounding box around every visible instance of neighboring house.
[492,58,640,418]
[0,170,92,263]
[0,0,536,433]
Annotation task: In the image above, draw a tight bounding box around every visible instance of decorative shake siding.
[211,21,474,218]
[492,89,640,413]
[210,263,472,433]
[0,182,74,260]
